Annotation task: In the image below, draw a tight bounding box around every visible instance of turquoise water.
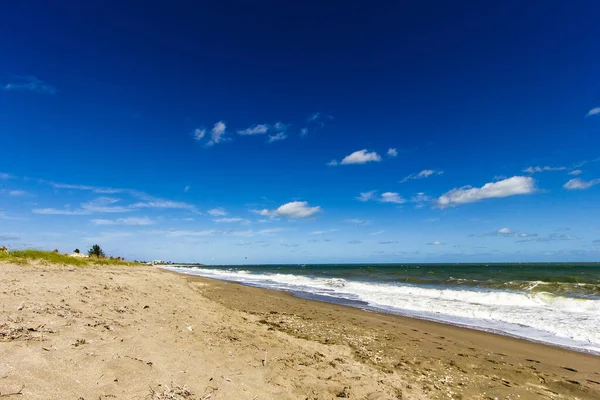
[167,263,600,353]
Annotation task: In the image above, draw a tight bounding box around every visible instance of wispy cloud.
[206,121,227,146]
[45,180,200,213]
[356,190,376,202]
[193,128,206,141]
[266,122,289,143]
[329,149,382,166]
[522,165,567,174]
[348,240,362,244]
[207,208,228,216]
[237,124,269,135]
[387,148,398,157]
[48,181,124,194]
[428,241,445,246]
[410,192,431,208]
[343,218,370,226]
[437,176,536,208]
[356,190,412,205]
[476,227,538,238]
[563,178,600,190]
[310,229,338,235]
[568,170,583,176]
[152,227,283,238]
[91,217,154,226]
[214,217,250,224]
[8,190,28,196]
[516,233,581,243]
[0,173,13,180]
[586,107,600,117]
[2,76,56,94]
[301,112,332,136]
[380,192,406,204]
[255,201,321,218]
[130,200,199,212]
[400,169,443,183]
[267,132,287,143]
[33,197,132,215]
[184,185,191,192]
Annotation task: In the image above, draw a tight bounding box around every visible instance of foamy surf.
[166,265,600,354]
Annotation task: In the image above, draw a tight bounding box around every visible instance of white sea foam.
[166,266,600,353]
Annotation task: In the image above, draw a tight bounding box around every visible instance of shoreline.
[175,270,600,399]
[163,266,600,356]
[2,262,599,399]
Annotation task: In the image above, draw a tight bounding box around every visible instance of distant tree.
[73,248,80,254]
[88,244,106,258]
[53,249,59,253]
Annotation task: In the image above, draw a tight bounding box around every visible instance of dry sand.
[1,262,599,399]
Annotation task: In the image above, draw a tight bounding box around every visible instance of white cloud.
[3,76,56,94]
[206,121,227,146]
[563,178,600,190]
[326,160,338,166]
[131,200,197,212]
[0,173,13,180]
[410,192,431,207]
[338,149,382,165]
[476,228,538,238]
[356,190,376,202]
[522,166,567,174]
[428,241,444,246]
[193,128,206,140]
[308,112,321,122]
[387,148,398,157]
[300,127,308,136]
[311,229,338,235]
[214,217,250,224]
[369,230,385,236]
[400,169,443,183]
[343,219,370,226]
[586,107,600,117]
[437,176,536,208]
[237,124,269,135]
[261,201,321,218]
[8,190,28,196]
[273,122,289,132]
[380,192,406,204]
[48,182,123,194]
[568,170,583,176]
[517,233,580,243]
[184,185,190,192]
[207,207,228,216]
[267,132,287,143]
[35,197,132,215]
[32,208,90,215]
[91,217,154,226]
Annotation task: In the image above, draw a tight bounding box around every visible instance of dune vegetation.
[0,249,140,267]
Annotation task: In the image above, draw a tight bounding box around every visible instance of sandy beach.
[1,262,599,400]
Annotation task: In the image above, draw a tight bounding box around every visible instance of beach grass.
[0,249,141,267]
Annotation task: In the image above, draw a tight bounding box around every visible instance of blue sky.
[1,1,600,263]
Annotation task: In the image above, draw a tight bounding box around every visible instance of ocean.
[165,263,600,354]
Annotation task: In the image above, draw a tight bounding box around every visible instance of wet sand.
[1,262,598,399]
